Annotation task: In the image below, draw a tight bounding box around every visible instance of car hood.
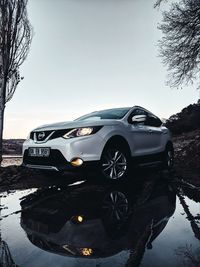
[33,119,123,131]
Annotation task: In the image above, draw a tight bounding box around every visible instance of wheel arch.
[101,135,131,157]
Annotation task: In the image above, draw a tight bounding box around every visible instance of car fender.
[97,126,132,154]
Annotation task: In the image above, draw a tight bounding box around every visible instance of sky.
[3,0,199,139]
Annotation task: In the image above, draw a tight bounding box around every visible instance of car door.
[144,113,163,154]
[128,108,151,156]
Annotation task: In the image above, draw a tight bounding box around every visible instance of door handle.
[148,129,153,133]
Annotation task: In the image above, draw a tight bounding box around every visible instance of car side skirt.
[132,151,165,167]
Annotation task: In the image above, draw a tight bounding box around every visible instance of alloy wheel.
[101,149,127,180]
[102,191,129,222]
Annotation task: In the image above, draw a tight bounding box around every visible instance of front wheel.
[100,145,130,180]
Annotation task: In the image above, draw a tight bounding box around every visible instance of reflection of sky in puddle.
[143,199,200,267]
[0,187,200,267]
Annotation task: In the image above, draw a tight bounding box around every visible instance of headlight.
[62,126,102,139]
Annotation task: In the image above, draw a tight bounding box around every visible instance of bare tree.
[0,0,32,163]
[157,0,200,88]
[154,0,169,8]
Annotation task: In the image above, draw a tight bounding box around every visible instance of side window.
[128,108,147,124]
[133,109,146,116]
[145,114,162,127]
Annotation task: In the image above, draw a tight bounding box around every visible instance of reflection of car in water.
[20,179,176,260]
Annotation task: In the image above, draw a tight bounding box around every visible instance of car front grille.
[30,130,54,142]
[30,129,70,142]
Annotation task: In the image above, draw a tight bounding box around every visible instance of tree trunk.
[0,106,5,165]
[0,72,6,165]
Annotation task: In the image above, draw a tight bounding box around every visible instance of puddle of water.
[0,179,199,267]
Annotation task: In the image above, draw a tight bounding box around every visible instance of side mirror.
[131,114,147,123]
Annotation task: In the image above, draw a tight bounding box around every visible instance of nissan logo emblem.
[38,132,45,140]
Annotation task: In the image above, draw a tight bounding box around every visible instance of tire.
[100,143,130,180]
[163,144,174,171]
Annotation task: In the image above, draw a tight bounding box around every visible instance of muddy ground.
[172,129,200,183]
[0,164,81,192]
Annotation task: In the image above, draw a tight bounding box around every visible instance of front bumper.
[22,134,105,172]
[23,149,99,172]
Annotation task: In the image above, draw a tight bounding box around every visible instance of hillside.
[165,100,200,180]
[165,100,200,135]
[3,139,25,155]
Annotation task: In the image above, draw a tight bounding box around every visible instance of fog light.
[81,248,93,256]
[71,158,83,167]
[77,215,83,222]
[71,215,84,224]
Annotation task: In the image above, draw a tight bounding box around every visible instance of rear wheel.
[164,144,174,170]
[101,144,130,180]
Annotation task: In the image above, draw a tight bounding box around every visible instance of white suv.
[23,106,174,180]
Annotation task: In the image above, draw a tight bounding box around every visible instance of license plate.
[28,147,50,157]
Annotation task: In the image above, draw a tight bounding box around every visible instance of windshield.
[75,108,131,121]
